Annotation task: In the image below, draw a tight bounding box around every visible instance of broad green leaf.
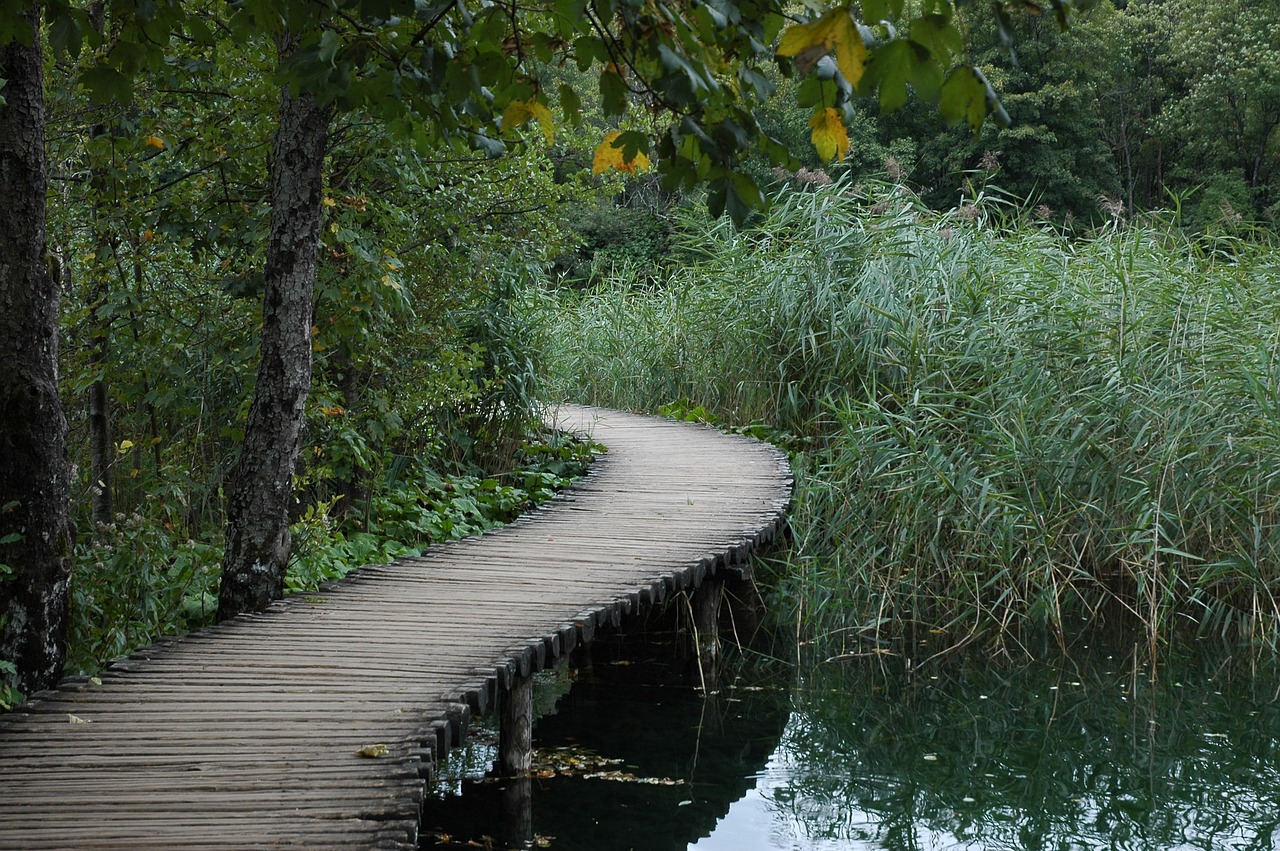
[599,67,628,116]
[861,0,906,24]
[808,106,850,161]
[909,13,962,66]
[47,7,85,60]
[558,84,583,126]
[863,39,942,111]
[80,64,134,105]
[939,65,1009,133]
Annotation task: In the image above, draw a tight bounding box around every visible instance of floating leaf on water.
[355,743,389,757]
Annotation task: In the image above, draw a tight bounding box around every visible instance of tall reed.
[522,179,1280,655]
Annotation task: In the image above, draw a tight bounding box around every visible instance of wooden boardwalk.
[0,406,791,849]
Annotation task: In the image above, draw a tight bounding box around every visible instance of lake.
[420,614,1280,850]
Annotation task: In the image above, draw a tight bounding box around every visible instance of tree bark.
[217,53,330,621]
[88,267,114,529]
[0,10,75,695]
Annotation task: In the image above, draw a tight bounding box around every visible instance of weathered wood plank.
[0,405,791,848]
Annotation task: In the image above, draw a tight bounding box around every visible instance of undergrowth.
[521,176,1280,657]
[64,428,598,677]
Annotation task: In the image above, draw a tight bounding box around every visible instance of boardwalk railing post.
[692,579,723,689]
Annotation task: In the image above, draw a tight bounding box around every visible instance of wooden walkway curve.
[0,406,792,849]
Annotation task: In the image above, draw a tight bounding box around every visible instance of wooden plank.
[0,405,791,849]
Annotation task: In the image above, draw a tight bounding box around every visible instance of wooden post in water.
[499,672,533,776]
[693,579,723,688]
[498,672,534,847]
[724,576,766,642]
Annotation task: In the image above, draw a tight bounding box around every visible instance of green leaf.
[863,39,942,111]
[909,13,962,65]
[600,68,628,116]
[939,65,1007,133]
[861,0,906,24]
[558,83,583,126]
[47,7,86,60]
[80,64,134,105]
[760,133,802,170]
[614,130,649,162]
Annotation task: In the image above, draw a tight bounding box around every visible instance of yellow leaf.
[144,135,165,150]
[592,131,650,175]
[529,101,555,145]
[355,743,389,758]
[117,439,135,452]
[809,108,851,162]
[502,99,535,130]
[139,229,154,244]
[323,196,337,208]
[777,9,867,87]
[503,99,556,145]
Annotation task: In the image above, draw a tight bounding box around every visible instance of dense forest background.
[1,0,1278,707]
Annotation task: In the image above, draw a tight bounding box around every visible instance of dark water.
[420,622,1280,851]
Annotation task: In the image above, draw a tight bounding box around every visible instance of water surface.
[420,624,1280,850]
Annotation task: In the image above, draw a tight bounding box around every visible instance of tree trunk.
[218,54,330,621]
[88,267,114,529]
[0,10,75,695]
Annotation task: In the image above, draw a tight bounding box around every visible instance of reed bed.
[521,181,1280,654]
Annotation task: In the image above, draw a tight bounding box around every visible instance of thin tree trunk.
[218,48,330,620]
[0,9,75,695]
[88,266,114,528]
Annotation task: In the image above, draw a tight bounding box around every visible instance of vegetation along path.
[0,405,791,849]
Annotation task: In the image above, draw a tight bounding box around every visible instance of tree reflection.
[762,640,1280,850]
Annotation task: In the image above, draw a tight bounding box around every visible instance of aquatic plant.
[523,177,1280,654]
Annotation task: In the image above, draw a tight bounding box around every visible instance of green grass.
[521,178,1280,655]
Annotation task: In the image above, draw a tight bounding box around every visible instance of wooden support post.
[692,579,723,689]
[499,671,533,777]
[497,671,534,848]
[499,778,533,850]
[724,576,766,644]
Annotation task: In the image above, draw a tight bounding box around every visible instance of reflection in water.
[420,620,792,850]
[422,622,1280,851]
[758,640,1280,850]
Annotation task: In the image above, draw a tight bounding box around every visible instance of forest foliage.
[1,0,1277,704]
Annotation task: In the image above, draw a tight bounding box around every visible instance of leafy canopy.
[7,0,1093,224]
